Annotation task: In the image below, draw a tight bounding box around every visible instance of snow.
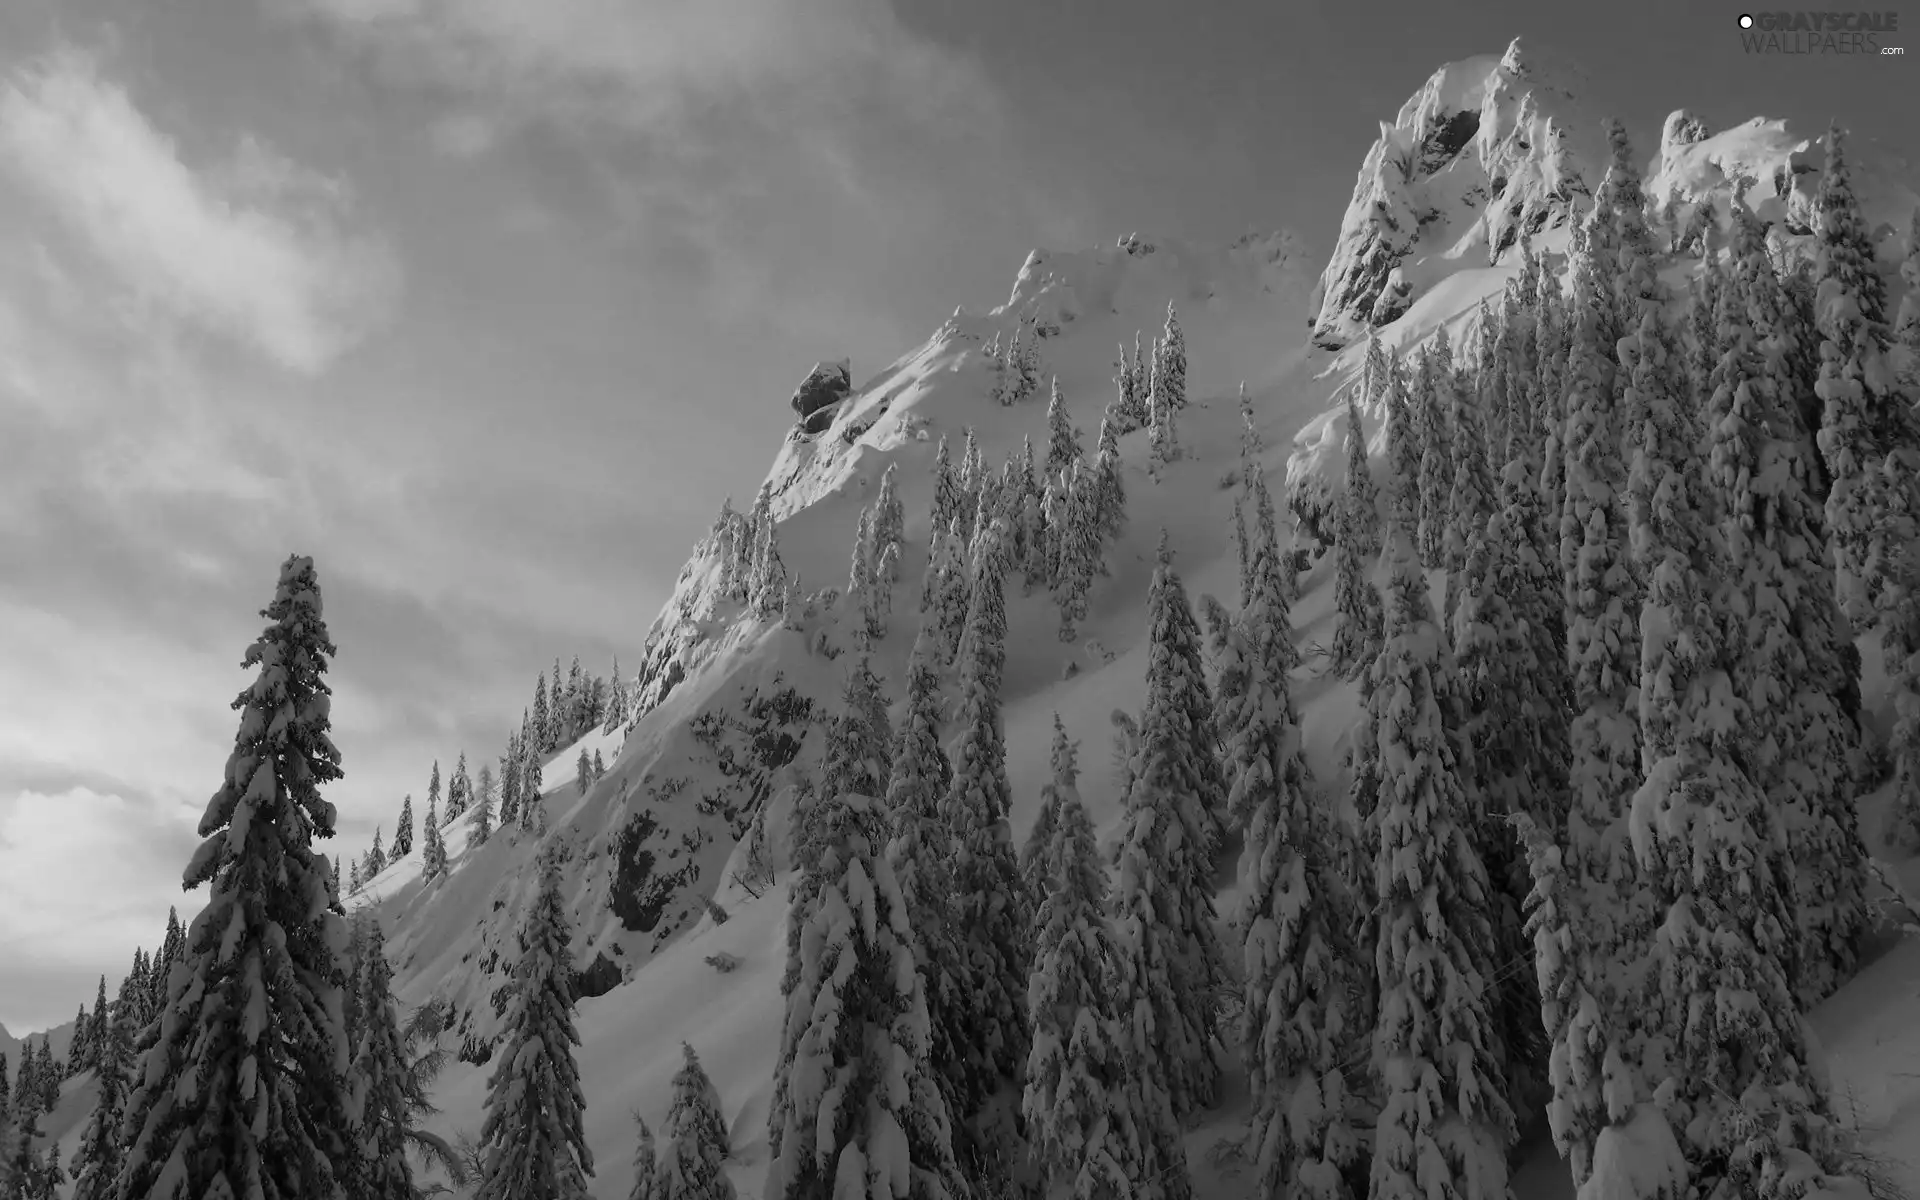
[1646,115,1920,265]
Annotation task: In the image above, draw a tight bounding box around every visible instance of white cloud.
[0,49,399,375]
[0,785,203,971]
[290,0,998,136]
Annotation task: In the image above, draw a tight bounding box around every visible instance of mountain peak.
[1309,36,1606,349]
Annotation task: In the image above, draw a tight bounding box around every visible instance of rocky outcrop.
[788,359,851,421]
[1309,37,1605,349]
[1646,113,1920,259]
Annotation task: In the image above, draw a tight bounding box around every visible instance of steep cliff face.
[1308,37,1607,350]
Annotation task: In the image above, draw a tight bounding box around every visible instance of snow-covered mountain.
[1306,36,1918,352]
[28,35,1916,1200]
[1308,38,1607,349]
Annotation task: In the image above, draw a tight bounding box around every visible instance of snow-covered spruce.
[1444,329,1498,620]
[1363,524,1515,1200]
[1381,349,1420,538]
[1707,209,1868,1003]
[764,727,962,1200]
[393,792,415,859]
[1450,454,1568,1116]
[1228,495,1365,1200]
[1813,125,1905,630]
[349,917,418,1200]
[882,629,968,1128]
[68,973,136,1200]
[1330,390,1384,677]
[1555,221,1651,1074]
[1017,714,1073,909]
[656,1043,734,1200]
[1414,328,1456,568]
[1512,812,1631,1193]
[1628,252,1864,1200]
[1023,774,1190,1200]
[933,561,1033,1139]
[1109,539,1229,1122]
[116,555,356,1200]
[630,1118,659,1200]
[473,849,594,1200]
[421,792,447,883]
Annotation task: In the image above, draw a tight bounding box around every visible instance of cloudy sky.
[0,0,1912,1032]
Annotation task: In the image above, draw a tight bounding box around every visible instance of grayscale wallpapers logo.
[1737,10,1905,53]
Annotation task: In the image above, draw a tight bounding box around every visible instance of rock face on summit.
[1308,37,1605,350]
[789,359,852,432]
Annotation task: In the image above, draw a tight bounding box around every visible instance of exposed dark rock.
[1417,110,1481,176]
[800,398,844,435]
[789,359,852,420]
[572,951,622,1000]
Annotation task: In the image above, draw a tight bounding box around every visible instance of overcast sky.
[0,0,1912,1033]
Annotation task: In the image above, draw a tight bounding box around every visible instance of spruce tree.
[1044,377,1082,483]
[367,825,387,878]
[68,1000,91,1076]
[848,504,876,646]
[1023,785,1189,1200]
[655,1044,733,1200]
[392,794,415,859]
[1110,543,1229,1122]
[69,974,135,1200]
[349,858,363,894]
[765,756,961,1200]
[753,504,791,621]
[930,435,962,539]
[116,555,355,1200]
[921,523,972,668]
[549,660,565,745]
[1053,463,1096,642]
[883,629,966,1123]
[347,919,416,1200]
[475,762,496,844]
[629,1118,659,1200]
[1018,715,1075,908]
[1364,526,1514,1200]
[1230,496,1365,1200]
[474,852,594,1200]
[1159,302,1187,410]
[1091,416,1127,546]
[1814,125,1907,628]
[1445,341,1498,618]
[1332,392,1384,676]
[1708,211,1868,1003]
[1416,333,1456,567]
[1146,345,1173,476]
[1513,813,1633,1192]
[1557,233,1648,1050]
[577,747,593,796]
[1628,325,1860,1200]
[499,743,520,832]
[936,564,1032,1131]
[605,655,628,732]
[449,751,470,819]
[421,794,447,883]
[532,673,551,756]
[428,758,442,820]
[1452,460,1567,1115]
